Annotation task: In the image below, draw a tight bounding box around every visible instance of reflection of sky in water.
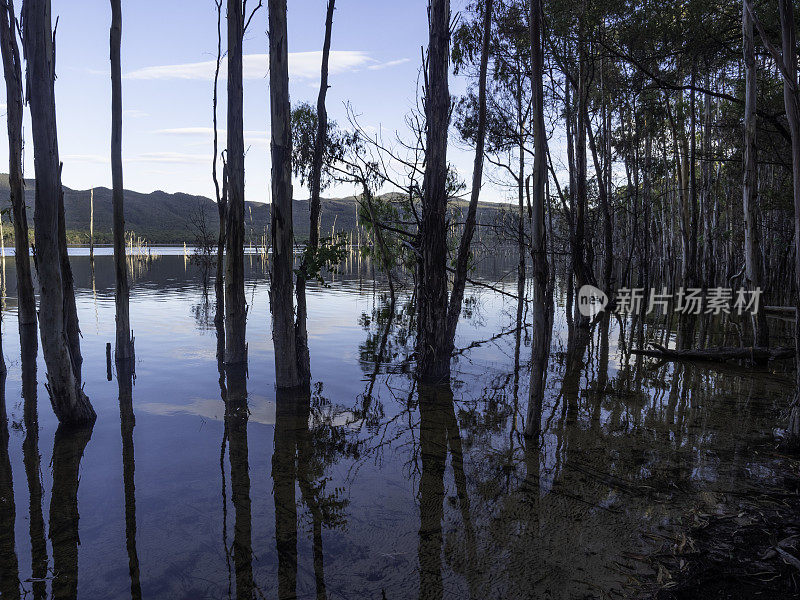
[0,251,794,599]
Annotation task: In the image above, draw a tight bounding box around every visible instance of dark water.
[0,249,795,599]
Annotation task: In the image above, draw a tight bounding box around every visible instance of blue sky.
[0,0,502,206]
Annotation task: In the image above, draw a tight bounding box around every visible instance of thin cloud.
[156,127,216,136]
[64,154,109,164]
[367,58,411,70]
[155,127,269,144]
[124,109,149,118]
[130,152,208,165]
[125,51,372,81]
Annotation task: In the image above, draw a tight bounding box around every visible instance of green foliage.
[297,233,349,285]
[290,102,353,192]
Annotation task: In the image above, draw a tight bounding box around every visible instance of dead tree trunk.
[417,0,451,383]
[295,0,335,385]
[110,0,133,361]
[445,0,491,353]
[524,0,552,439]
[0,0,36,332]
[777,0,800,449]
[212,0,226,332]
[21,0,95,425]
[89,188,94,262]
[269,0,300,387]
[225,0,247,364]
[741,1,769,351]
[574,18,591,327]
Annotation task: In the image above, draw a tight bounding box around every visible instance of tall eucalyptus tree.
[21,0,94,425]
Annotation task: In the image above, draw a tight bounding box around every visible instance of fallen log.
[631,342,795,363]
[765,306,797,320]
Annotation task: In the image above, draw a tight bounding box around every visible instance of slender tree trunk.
[212,0,226,332]
[110,0,133,361]
[586,112,613,294]
[741,1,769,351]
[269,0,300,387]
[574,16,591,327]
[21,0,95,425]
[516,79,526,292]
[445,0,492,352]
[778,0,800,448]
[89,188,94,262]
[524,0,552,439]
[296,0,335,384]
[225,0,247,364]
[417,0,451,383]
[0,0,36,332]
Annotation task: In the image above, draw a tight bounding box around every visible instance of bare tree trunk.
[574,16,591,327]
[110,0,133,361]
[586,111,613,293]
[269,0,299,387]
[0,0,36,332]
[212,0,226,332]
[296,0,335,385]
[445,0,491,353]
[89,188,94,262]
[741,1,769,351]
[778,0,800,449]
[21,0,95,425]
[225,0,247,364]
[524,0,552,439]
[417,0,451,383]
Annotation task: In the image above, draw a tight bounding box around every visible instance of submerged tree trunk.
[524,0,552,439]
[0,0,36,332]
[21,0,95,425]
[269,0,300,387]
[296,0,335,385]
[225,0,247,364]
[110,0,133,361]
[741,1,769,351]
[417,0,451,383]
[445,0,492,354]
[574,17,591,327]
[777,0,800,449]
[213,0,226,332]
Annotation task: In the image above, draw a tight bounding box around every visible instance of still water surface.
[0,250,794,599]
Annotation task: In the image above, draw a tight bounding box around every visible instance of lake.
[0,248,795,599]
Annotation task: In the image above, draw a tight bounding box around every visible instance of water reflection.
[223,364,255,600]
[0,252,793,598]
[50,424,93,600]
[118,362,142,599]
[22,327,47,600]
[0,373,21,600]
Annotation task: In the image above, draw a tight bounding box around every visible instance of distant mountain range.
[0,174,515,245]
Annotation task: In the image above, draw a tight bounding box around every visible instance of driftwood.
[632,342,795,363]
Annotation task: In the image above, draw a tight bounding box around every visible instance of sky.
[0,0,501,206]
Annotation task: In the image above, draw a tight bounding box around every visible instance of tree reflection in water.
[21,327,47,600]
[118,361,142,600]
[49,423,93,600]
[0,372,21,600]
[0,256,795,598]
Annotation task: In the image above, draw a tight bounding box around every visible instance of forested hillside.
[0,174,513,245]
